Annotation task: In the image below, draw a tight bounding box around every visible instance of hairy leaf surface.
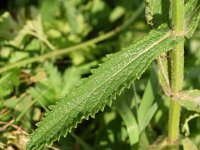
[185,0,200,38]
[27,27,182,150]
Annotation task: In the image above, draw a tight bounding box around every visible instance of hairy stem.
[168,0,185,145]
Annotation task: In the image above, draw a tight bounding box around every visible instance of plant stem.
[0,29,118,74]
[168,0,185,145]
[0,2,145,74]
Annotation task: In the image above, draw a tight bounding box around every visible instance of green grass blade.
[138,80,154,131]
[115,98,139,145]
[139,103,158,132]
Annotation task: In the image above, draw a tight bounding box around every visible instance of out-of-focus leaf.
[27,84,55,110]
[91,0,105,13]
[174,90,200,113]
[138,80,155,132]
[9,51,29,63]
[64,1,78,34]
[140,103,158,132]
[0,12,20,40]
[182,137,198,150]
[70,51,86,65]
[0,71,20,97]
[60,67,81,96]
[0,73,14,97]
[145,0,170,27]
[25,39,40,51]
[115,92,139,145]
[185,0,200,38]
[138,131,150,150]
[3,94,33,125]
[27,63,62,108]
[27,63,82,109]
[109,6,125,22]
[182,113,200,136]
[40,0,59,26]
[43,62,62,93]
[32,108,42,121]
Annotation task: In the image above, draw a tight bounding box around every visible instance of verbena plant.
[27,0,200,149]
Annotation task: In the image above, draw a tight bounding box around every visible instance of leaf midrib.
[58,31,172,122]
[33,31,172,145]
[80,31,172,103]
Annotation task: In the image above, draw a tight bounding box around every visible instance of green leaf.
[139,103,158,133]
[0,71,20,97]
[138,80,155,132]
[115,92,139,145]
[182,113,200,136]
[109,6,125,22]
[0,12,20,40]
[182,137,199,150]
[64,1,79,33]
[40,0,59,26]
[173,90,200,113]
[60,67,81,96]
[43,62,62,93]
[145,0,170,27]
[27,63,63,108]
[137,70,159,133]
[185,0,200,38]
[27,26,182,150]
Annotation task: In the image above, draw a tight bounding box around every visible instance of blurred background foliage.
[0,0,200,149]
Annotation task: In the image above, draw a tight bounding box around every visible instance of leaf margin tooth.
[27,26,182,150]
